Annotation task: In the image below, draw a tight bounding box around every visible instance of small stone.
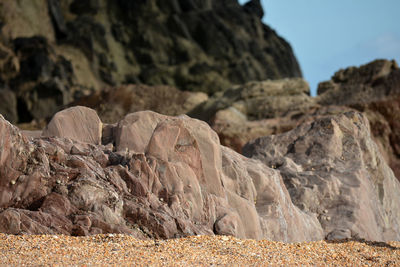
[159,198,164,202]
[10,180,16,185]
[221,236,229,241]
[326,216,331,221]
[323,209,328,214]
[56,180,61,184]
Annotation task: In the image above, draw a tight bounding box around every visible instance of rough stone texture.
[243,112,400,241]
[190,78,314,122]
[0,88,18,124]
[212,105,352,153]
[0,36,76,123]
[204,60,400,184]
[42,106,102,145]
[316,59,400,180]
[317,59,400,106]
[348,97,400,182]
[0,108,324,242]
[0,0,301,123]
[71,84,208,123]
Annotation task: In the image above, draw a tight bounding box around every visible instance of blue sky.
[238,0,400,95]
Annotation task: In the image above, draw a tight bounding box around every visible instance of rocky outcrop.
[211,105,351,153]
[243,112,400,241]
[201,59,400,182]
[190,78,314,122]
[317,59,400,106]
[2,106,400,241]
[188,77,321,151]
[71,84,208,123]
[0,0,301,123]
[316,59,400,180]
[0,107,322,242]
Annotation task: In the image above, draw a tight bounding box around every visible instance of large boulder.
[0,107,324,242]
[42,106,102,144]
[243,112,400,241]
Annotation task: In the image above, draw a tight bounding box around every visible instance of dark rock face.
[0,88,17,124]
[243,112,400,241]
[0,0,301,123]
[65,0,301,92]
[0,35,74,123]
[0,107,322,241]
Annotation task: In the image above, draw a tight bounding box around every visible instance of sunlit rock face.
[0,107,323,242]
[2,106,400,242]
[243,111,400,241]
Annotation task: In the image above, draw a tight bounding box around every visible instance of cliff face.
[0,0,301,123]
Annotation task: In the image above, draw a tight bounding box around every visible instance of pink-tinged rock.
[42,106,102,144]
[0,115,48,209]
[221,146,323,241]
[1,109,400,242]
[243,112,400,241]
[113,111,323,241]
[114,111,168,153]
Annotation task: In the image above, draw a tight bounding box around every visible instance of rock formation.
[317,59,399,106]
[71,84,208,124]
[0,0,301,123]
[199,59,400,181]
[317,59,400,179]
[1,106,400,242]
[243,112,400,241]
[0,107,322,242]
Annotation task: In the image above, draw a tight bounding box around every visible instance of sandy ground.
[0,234,399,266]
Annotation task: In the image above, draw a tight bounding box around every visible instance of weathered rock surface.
[353,97,400,182]
[2,107,400,241]
[42,106,102,145]
[317,59,400,106]
[0,0,301,123]
[212,105,352,153]
[0,88,18,124]
[243,112,400,241]
[190,78,314,122]
[204,59,400,183]
[71,84,208,123]
[0,107,323,242]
